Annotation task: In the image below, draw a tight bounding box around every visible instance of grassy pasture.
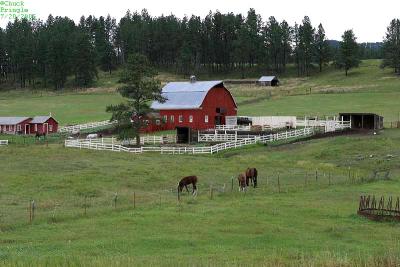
[1,59,400,265]
[0,60,399,126]
[1,129,400,265]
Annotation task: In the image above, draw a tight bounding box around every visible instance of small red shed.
[0,117,32,134]
[147,79,237,132]
[30,116,58,134]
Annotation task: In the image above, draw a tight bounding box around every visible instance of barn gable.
[151,81,236,110]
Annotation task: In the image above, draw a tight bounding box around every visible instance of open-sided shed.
[257,76,279,86]
[339,113,383,130]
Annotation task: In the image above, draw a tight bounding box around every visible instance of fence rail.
[65,127,316,155]
[0,140,8,145]
[59,120,116,133]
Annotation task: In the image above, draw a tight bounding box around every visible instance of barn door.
[44,123,48,134]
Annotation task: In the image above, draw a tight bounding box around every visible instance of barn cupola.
[189,75,197,83]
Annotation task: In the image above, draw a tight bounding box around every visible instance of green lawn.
[0,90,123,125]
[1,129,400,266]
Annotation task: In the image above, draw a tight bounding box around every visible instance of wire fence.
[0,168,391,230]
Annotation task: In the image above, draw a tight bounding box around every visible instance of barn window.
[34,124,37,131]
[156,119,161,125]
[163,115,167,123]
[49,125,53,132]
[170,115,174,123]
[189,115,193,123]
[179,115,183,123]
[17,125,21,131]
[205,115,209,123]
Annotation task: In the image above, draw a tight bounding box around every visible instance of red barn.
[30,116,58,134]
[147,80,237,133]
[0,117,32,134]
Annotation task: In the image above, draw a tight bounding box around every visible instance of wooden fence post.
[315,170,318,182]
[113,193,118,209]
[177,189,180,202]
[305,172,308,186]
[84,196,87,216]
[328,172,331,186]
[29,200,35,224]
[277,173,281,193]
[133,192,136,208]
[231,177,234,192]
[210,185,213,200]
[159,194,162,208]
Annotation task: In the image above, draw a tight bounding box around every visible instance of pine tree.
[72,21,98,87]
[106,54,164,145]
[336,29,360,76]
[382,19,400,74]
[314,23,330,72]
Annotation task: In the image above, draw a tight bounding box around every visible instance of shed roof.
[258,76,278,82]
[0,117,31,125]
[31,116,53,124]
[339,113,383,118]
[151,81,226,110]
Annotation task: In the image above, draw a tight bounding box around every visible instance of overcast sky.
[10,0,400,42]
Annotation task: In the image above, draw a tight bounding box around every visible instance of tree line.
[1,9,397,90]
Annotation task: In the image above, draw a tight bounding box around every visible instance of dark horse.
[35,132,46,139]
[178,176,198,195]
[246,168,258,188]
[237,173,247,192]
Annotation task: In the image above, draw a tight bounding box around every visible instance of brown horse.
[178,176,198,195]
[246,168,258,188]
[237,173,247,192]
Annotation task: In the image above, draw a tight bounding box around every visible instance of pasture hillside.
[0,60,399,125]
[0,129,400,266]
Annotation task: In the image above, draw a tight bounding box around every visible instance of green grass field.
[1,60,399,126]
[1,130,400,266]
[1,60,400,266]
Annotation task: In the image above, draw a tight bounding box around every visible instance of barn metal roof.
[258,76,278,82]
[0,117,31,125]
[31,116,52,124]
[151,81,224,110]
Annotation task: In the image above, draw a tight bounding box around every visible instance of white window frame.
[163,115,167,123]
[179,115,183,123]
[17,124,21,131]
[34,124,38,131]
[205,115,209,123]
[170,115,174,123]
[49,125,53,132]
[156,119,161,125]
[189,115,193,123]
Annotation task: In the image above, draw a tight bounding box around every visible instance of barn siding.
[144,85,237,132]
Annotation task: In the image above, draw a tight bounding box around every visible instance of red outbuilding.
[0,117,33,135]
[0,115,58,135]
[146,79,237,133]
[29,116,58,134]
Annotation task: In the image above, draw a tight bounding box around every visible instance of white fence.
[65,127,315,155]
[198,132,260,142]
[214,125,251,131]
[59,120,116,134]
[0,140,8,146]
[75,135,177,146]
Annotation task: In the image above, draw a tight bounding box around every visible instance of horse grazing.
[237,173,247,192]
[35,132,46,139]
[178,176,198,195]
[246,168,258,188]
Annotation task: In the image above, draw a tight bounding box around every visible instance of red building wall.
[143,85,237,132]
[30,118,59,134]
